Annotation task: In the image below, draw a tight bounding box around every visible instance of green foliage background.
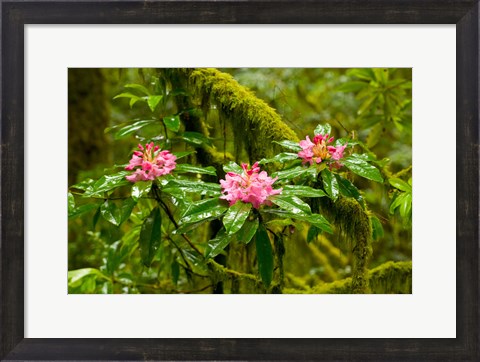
[68,68,412,294]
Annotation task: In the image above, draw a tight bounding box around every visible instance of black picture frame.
[1,0,478,360]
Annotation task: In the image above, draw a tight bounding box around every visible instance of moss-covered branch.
[284,261,412,294]
[185,68,299,161]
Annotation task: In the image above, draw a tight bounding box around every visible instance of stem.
[152,183,203,255]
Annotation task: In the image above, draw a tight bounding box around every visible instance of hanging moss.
[184,68,299,161]
[319,196,372,293]
[285,261,412,294]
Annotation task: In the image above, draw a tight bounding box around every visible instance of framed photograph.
[1,0,478,360]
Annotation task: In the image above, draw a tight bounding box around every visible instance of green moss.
[301,260,412,294]
[367,261,412,294]
[184,68,299,161]
[319,197,372,293]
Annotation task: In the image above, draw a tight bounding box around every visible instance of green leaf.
[337,81,369,93]
[180,198,223,218]
[258,152,299,165]
[223,161,243,174]
[85,171,131,196]
[113,92,139,100]
[139,207,162,267]
[270,194,311,215]
[124,83,151,96]
[366,122,384,148]
[255,224,274,288]
[347,68,375,81]
[178,132,212,147]
[321,168,339,200]
[307,225,321,243]
[399,193,412,220]
[114,120,155,140]
[389,178,412,192]
[162,179,221,196]
[314,123,332,136]
[358,94,378,115]
[264,210,333,234]
[235,217,259,244]
[223,202,252,235]
[131,181,152,201]
[70,178,95,192]
[273,140,302,152]
[171,260,180,285]
[68,268,107,287]
[69,203,101,219]
[100,198,136,226]
[172,150,196,160]
[344,156,384,182]
[178,199,227,225]
[335,174,364,207]
[370,215,384,241]
[147,95,163,112]
[163,115,181,132]
[281,185,327,198]
[205,229,234,258]
[272,166,316,181]
[68,192,75,213]
[174,164,217,176]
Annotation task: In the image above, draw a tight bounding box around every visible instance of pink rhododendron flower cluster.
[125,142,176,182]
[298,133,347,168]
[220,162,282,209]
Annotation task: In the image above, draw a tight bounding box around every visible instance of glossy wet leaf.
[174,164,217,176]
[180,198,224,218]
[70,178,95,192]
[163,179,221,197]
[69,203,101,219]
[178,201,227,225]
[389,178,411,192]
[223,202,252,235]
[100,198,136,226]
[86,171,131,196]
[172,150,196,160]
[255,224,274,288]
[307,225,321,244]
[264,210,332,234]
[147,95,163,112]
[163,115,181,132]
[335,174,364,208]
[131,181,152,201]
[114,120,154,140]
[272,166,316,181]
[124,83,151,96]
[178,131,212,147]
[139,207,162,267]
[235,217,259,244]
[223,161,243,174]
[68,268,107,287]
[321,168,339,200]
[68,192,75,213]
[343,156,384,183]
[281,185,327,198]
[270,194,311,215]
[258,152,299,165]
[314,123,332,136]
[273,140,302,152]
[205,230,233,258]
[370,215,384,241]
